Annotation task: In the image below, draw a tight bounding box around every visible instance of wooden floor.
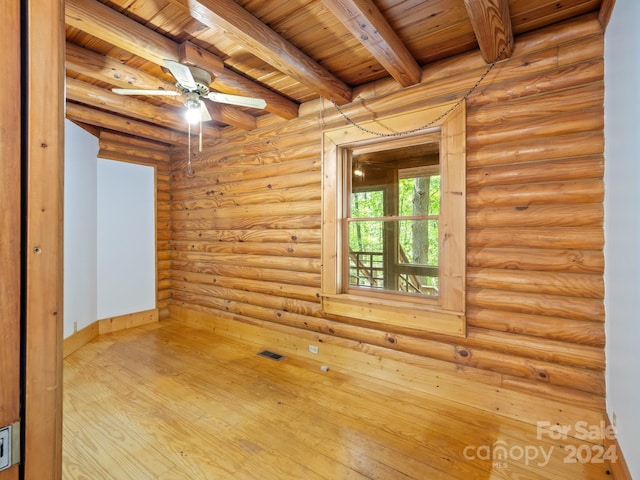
[63,319,614,479]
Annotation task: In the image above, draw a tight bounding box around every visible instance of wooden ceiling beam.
[598,0,616,30]
[66,102,193,146]
[66,42,174,93]
[66,42,257,131]
[463,0,514,63]
[171,0,353,105]
[320,0,421,87]
[65,0,299,120]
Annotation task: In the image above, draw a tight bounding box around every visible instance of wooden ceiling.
[65,0,607,145]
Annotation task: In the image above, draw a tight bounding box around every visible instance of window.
[322,101,466,336]
[348,143,440,296]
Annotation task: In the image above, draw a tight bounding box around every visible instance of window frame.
[321,101,466,336]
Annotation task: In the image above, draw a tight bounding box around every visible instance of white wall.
[64,122,156,337]
[604,0,640,476]
[97,159,156,319]
[63,120,98,338]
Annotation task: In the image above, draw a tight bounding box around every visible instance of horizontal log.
[470,59,602,109]
[467,227,603,250]
[466,287,604,322]
[467,155,603,188]
[467,83,603,128]
[171,260,320,287]
[466,307,605,346]
[467,130,604,168]
[467,180,603,208]
[171,270,319,302]
[172,156,320,186]
[467,268,603,299]
[445,327,604,371]
[172,280,322,317]
[172,184,321,210]
[171,172,322,201]
[170,228,321,244]
[171,214,321,231]
[171,251,321,273]
[467,247,604,274]
[467,203,602,228]
[467,107,604,148]
[171,142,320,172]
[171,200,319,222]
[557,32,604,66]
[171,240,320,258]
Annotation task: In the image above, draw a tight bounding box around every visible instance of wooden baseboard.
[171,305,605,433]
[605,415,633,480]
[98,308,158,335]
[63,322,99,358]
[63,308,159,358]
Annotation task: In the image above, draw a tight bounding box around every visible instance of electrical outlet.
[308,345,319,355]
[0,425,11,471]
[73,321,78,333]
[612,412,618,435]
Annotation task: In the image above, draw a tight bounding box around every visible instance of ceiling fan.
[112,60,267,124]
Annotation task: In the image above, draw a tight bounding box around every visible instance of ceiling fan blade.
[199,101,212,122]
[163,59,197,90]
[205,92,267,109]
[112,88,180,96]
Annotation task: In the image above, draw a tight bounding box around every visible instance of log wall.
[169,14,606,416]
[98,132,173,319]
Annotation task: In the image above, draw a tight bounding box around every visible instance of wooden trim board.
[605,415,632,480]
[63,309,159,358]
[99,308,159,335]
[63,322,99,358]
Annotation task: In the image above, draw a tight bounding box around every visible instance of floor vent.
[257,350,286,361]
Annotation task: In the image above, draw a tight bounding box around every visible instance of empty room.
[1,0,639,479]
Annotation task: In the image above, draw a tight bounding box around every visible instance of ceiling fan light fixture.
[185,105,201,125]
[184,93,202,124]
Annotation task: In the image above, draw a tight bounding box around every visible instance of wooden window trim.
[321,101,466,337]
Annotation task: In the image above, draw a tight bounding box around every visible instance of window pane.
[350,190,384,218]
[348,220,438,296]
[348,220,383,254]
[398,175,440,216]
[398,220,438,266]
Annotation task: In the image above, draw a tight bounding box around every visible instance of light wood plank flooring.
[63,319,614,479]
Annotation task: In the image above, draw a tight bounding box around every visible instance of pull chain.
[187,120,194,177]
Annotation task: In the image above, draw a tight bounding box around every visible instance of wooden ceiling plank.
[463,0,514,63]
[320,0,421,87]
[66,102,195,145]
[171,0,353,104]
[66,43,255,130]
[65,0,298,120]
